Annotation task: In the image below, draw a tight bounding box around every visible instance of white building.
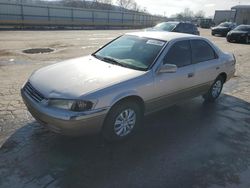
[231,5,250,24]
[214,5,250,25]
[213,10,236,25]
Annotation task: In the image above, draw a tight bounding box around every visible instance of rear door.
[190,39,221,92]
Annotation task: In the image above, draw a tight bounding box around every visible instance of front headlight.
[48,99,94,112]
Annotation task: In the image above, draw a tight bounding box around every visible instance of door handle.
[188,73,194,78]
[216,67,220,70]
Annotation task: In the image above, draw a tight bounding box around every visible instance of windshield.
[234,25,250,31]
[153,22,177,31]
[93,35,166,71]
[219,22,231,27]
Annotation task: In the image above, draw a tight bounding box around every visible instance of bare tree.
[171,8,194,21]
[95,0,113,9]
[142,7,148,13]
[194,10,205,18]
[176,13,184,20]
[130,1,141,12]
[116,0,134,10]
[97,0,113,5]
[183,8,194,19]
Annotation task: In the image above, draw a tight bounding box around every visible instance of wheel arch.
[101,95,145,141]
[110,95,145,113]
[218,72,227,83]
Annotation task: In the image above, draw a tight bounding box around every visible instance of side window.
[184,24,192,33]
[163,40,192,67]
[174,23,183,32]
[191,25,197,32]
[191,40,216,63]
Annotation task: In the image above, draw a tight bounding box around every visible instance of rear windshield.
[219,22,231,27]
[154,22,177,31]
[234,25,250,31]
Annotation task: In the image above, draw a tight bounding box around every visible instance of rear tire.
[203,76,224,102]
[102,101,143,142]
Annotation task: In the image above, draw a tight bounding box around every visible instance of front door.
[146,40,196,113]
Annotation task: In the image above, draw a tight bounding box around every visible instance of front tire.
[102,101,143,142]
[246,36,249,44]
[203,76,224,102]
[227,37,231,42]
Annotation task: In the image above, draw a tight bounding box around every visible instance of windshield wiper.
[102,56,129,68]
[91,54,102,60]
[102,57,119,64]
[92,54,121,65]
[92,54,141,70]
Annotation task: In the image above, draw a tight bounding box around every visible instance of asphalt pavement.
[0,29,250,188]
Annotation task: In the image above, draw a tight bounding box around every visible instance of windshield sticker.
[146,40,165,46]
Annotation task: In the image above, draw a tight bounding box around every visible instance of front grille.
[231,33,239,37]
[23,82,46,103]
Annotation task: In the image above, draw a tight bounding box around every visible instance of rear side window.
[184,23,193,32]
[163,40,191,67]
[174,23,183,32]
[191,24,197,31]
[191,40,216,63]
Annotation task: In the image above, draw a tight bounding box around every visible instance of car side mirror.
[158,64,177,74]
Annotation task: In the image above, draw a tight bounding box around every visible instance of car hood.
[229,30,248,34]
[212,26,229,30]
[145,27,171,32]
[145,27,160,31]
[29,55,146,98]
[144,27,154,31]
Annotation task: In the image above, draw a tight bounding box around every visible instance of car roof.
[237,24,250,27]
[158,21,194,25]
[160,21,179,24]
[126,31,201,42]
[220,22,235,24]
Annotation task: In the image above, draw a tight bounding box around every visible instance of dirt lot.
[0,29,250,188]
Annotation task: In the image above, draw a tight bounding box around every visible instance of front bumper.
[21,89,109,136]
[212,29,229,36]
[227,34,247,42]
[227,69,236,82]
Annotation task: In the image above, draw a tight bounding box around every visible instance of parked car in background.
[146,21,200,35]
[211,22,236,37]
[21,32,235,141]
[199,18,214,28]
[227,25,250,43]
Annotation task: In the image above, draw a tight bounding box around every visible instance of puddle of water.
[22,48,54,54]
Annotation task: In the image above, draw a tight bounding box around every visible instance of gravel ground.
[0,28,250,188]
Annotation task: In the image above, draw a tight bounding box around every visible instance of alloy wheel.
[114,109,136,137]
[212,80,222,98]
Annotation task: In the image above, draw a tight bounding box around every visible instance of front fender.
[110,90,140,107]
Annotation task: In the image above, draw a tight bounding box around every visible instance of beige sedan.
[21,32,236,141]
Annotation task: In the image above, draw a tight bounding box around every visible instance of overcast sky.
[134,0,250,17]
